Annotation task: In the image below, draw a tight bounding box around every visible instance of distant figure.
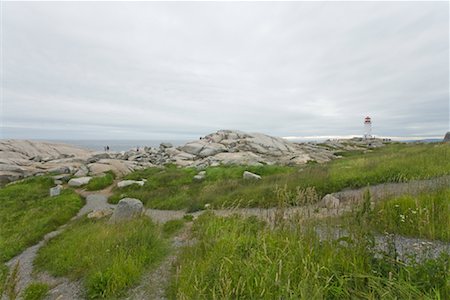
[136,146,139,152]
[104,146,107,152]
[106,145,110,152]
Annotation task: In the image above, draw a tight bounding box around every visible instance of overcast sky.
[1,1,449,140]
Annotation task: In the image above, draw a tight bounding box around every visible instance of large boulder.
[68,177,92,187]
[109,198,144,223]
[180,142,206,155]
[444,132,450,142]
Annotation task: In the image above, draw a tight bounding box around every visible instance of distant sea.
[53,140,190,152]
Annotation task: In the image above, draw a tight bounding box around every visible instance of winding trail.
[2,176,449,299]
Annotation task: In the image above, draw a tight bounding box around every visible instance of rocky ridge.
[0,130,388,185]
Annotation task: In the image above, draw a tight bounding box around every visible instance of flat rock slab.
[68,177,92,187]
[109,198,144,223]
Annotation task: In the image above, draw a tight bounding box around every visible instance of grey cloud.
[1,1,449,140]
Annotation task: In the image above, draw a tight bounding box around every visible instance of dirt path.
[124,224,193,300]
[1,191,113,300]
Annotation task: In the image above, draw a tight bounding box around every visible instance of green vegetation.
[111,143,450,210]
[169,213,449,299]
[35,217,168,299]
[162,219,186,237]
[23,282,49,300]
[371,188,450,241]
[86,171,115,191]
[0,177,83,263]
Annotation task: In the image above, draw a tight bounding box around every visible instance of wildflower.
[204,203,211,209]
[399,214,405,222]
[394,204,400,208]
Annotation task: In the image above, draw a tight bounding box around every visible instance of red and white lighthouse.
[364,116,372,139]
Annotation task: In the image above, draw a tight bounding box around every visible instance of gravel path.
[1,192,113,300]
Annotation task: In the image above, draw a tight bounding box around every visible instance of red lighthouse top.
[364,116,371,124]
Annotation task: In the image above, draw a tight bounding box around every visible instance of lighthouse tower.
[364,116,372,139]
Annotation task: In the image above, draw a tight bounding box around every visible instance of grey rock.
[109,198,144,223]
[160,142,173,149]
[87,153,111,163]
[74,165,89,177]
[320,194,340,209]
[117,180,145,188]
[444,132,450,142]
[88,208,113,219]
[48,166,71,175]
[52,174,71,182]
[68,177,92,187]
[49,185,62,197]
[54,179,63,185]
[180,142,205,155]
[243,171,261,180]
[193,173,206,181]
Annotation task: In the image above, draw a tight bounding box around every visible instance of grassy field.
[110,143,450,211]
[85,171,115,191]
[169,213,449,299]
[371,188,450,242]
[0,177,83,263]
[34,217,168,299]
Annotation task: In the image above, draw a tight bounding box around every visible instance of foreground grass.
[35,217,168,299]
[371,188,450,241]
[169,213,449,299]
[111,143,450,210]
[0,177,83,263]
[85,171,115,191]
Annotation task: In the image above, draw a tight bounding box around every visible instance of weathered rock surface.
[109,198,144,223]
[243,171,261,180]
[68,177,92,187]
[0,131,391,185]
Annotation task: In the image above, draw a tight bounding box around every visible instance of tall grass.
[169,213,449,299]
[111,143,450,210]
[34,217,168,299]
[371,188,450,241]
[85,171,115,191]
[0,177,83,263]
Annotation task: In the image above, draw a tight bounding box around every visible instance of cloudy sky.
[1,1,449,140]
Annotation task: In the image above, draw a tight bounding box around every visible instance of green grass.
[86,171,115,191]
[371,188,450,241]
[34,217,168,299]
[23,282,49,300]
[0,177,84,263]
[162,219,186,237]
[110,143,450,210]
[169,213,449,299]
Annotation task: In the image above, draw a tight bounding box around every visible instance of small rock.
[109,198,144,223]
[117,180,145,188]
[320,194,340,209]
[68,177,92,187]
[54,179,63,185]
[193,174,205,181]
[88,208,113,219]
[243,171,261,180]
[53,174,71,182]
[49,185,62,197]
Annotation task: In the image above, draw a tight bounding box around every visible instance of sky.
[1,1,449,141]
